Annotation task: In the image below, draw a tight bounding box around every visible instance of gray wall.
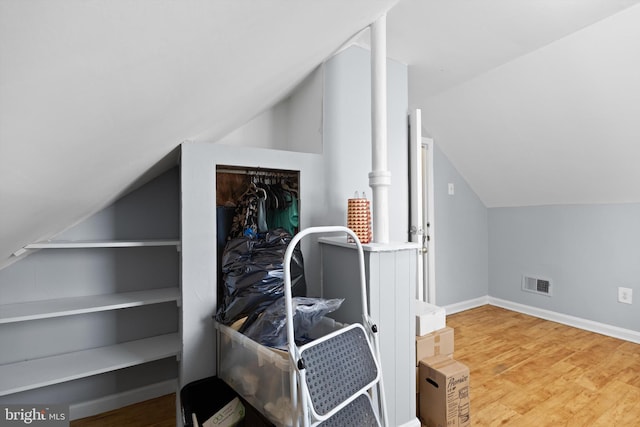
[323,45,409,243]
[430,143,639,333]
[433,144,488,305]
[489,203,640,331]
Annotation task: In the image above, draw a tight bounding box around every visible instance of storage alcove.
[0,167,181,420]
[215,165,300,295]
[180,143,327,394]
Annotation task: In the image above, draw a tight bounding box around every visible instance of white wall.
[222,44,410,242]
[422,4,640,209]
[323,45,409,242]
[286,66,324,153]
[217,66,323,154]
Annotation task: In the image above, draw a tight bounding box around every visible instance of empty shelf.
[0,288,180,324]
[0,333,180,396]
[24,240,180,249]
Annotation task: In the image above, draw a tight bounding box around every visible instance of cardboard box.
[202,397,244,427]
[415,300,446,336]
[419,355,470,427]
[416,327,454,364]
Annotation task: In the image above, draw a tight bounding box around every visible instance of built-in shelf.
[23,240,180,249]
[1,170,182,415]
[0,288,180,324]
[0,333,180,396]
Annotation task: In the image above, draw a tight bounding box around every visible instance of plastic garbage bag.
[243,297,344,348]
[215,229,307,329]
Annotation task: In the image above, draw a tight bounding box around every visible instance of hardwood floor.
[71,305,640,426]
[70,394,176,427]
[446,305,640,426]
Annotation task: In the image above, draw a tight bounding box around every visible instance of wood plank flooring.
[70,394,176,427]
[446,305,640,426]
[71,305,640,426]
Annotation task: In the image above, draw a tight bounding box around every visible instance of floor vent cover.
[522,276,551,296]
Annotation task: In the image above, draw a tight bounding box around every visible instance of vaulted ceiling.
[389,0,640,208]
[0,0,397,269]
[2,0,640,269]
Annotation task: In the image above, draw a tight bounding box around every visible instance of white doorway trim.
[409,109,436,303]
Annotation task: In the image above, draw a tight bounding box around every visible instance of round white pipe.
[369,14,391,244]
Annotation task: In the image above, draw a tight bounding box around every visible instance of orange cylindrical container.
[347,196,371,244]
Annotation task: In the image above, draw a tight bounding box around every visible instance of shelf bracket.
[12,247,28,257]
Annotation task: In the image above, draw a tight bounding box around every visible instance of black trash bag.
[243,297,344,349]
[215,228,306,330]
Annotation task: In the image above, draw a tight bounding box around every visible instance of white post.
[369,14,391,244]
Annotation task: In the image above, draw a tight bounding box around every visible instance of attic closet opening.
[216,165,300,239]
[216,165,301,296]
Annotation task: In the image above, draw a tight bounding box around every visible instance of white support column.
[369,14,391,244]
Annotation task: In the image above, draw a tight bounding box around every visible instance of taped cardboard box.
[419,355,470,427]
[416,326,454,365]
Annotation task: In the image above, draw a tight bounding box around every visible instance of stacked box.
[415,326,456,420]
[414,300,470,427]
[414,300,446,336]
[415,326,454,363]
[413,314,470,425]
[419,355,470,427]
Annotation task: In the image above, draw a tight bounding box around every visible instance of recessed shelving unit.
[0,332,180,396]
[0,287,180,324]
[1,238,181,407]
[23,239,180,249]
[0,168,182,419]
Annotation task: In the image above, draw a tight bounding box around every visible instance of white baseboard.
[398,418,421,427]
[444,295,640,345]
[69,379,178,420]
[488,297,640,344]
[443,296,489,315]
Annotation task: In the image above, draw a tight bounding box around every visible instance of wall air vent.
[522,275,552,296]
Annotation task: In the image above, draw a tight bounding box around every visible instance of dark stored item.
[180,376,274,427]
[217,206,236,302]
[215,229,306,329]
[243,297,344,348]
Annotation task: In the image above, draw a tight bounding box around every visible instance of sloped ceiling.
[2,0,640,271]
[0,0,397,269]
[386,0,640,207]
